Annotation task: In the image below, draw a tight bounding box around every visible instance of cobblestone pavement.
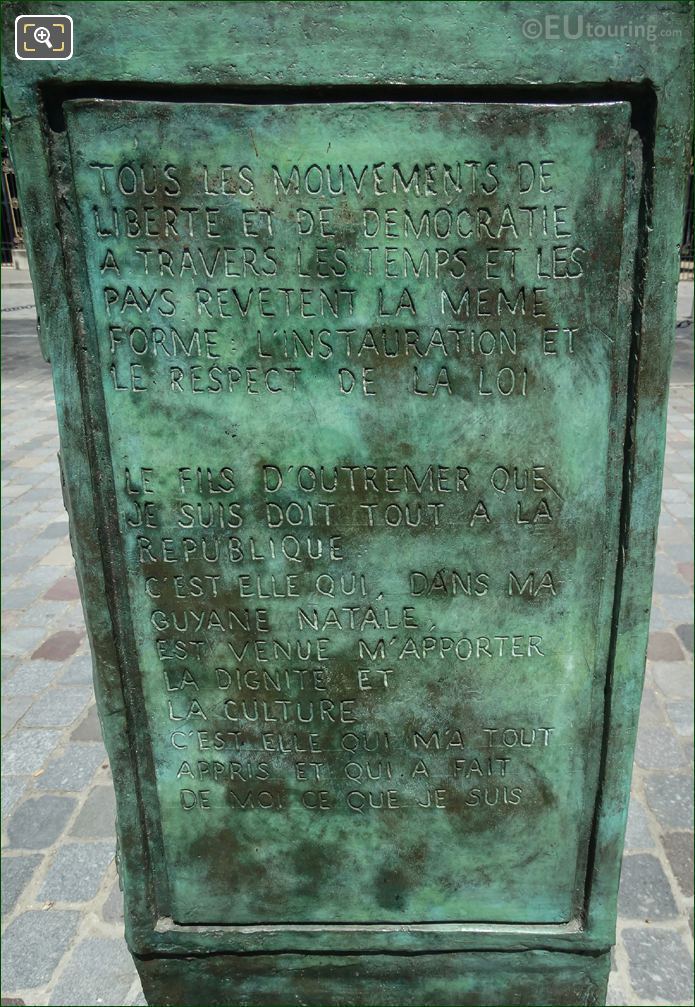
[2,268,693,1006]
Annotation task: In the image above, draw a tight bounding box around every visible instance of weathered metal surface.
[65,96,633,928]
[2,3,692,1005]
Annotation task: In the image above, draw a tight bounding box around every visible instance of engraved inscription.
[66,100,632,926]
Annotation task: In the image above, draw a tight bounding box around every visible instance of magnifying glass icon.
[34,26,52,48]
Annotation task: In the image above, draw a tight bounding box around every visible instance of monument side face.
[2,3,692,1004]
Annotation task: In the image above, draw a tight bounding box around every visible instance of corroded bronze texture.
[2,3,692,1005]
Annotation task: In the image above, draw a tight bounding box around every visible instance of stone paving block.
[652,609,675,641]
[634,725,686,770]
[644,771,694,830]
[677,557,694,576]
[1,625,49,657]
[5,571,52,600]
[679,737,694,767]
[1,777,28,819]
[6,795,77,850]
[102,878,125,924]
[71,703,104,743]
[1,555,35,581]
[39,521,70,539]
[2,478,33,496]
[676,622,694,652]
[43,574,81,601]
[660,595,695,624]
[21,469,55,489]
[40,543,73,567]
[20,536,58,558]
[666,700,694,737]
[624,797,655,851]
[662,831,694,897]
[57,603,88,632]
[1,727,62,775]
[2,502,34,521]
[1,696,32,735]
[636,686,664,725]
[17,600,70,631]
[69,785,117,839]
[1,854,43,916]
[22,686,93,728]
[0,656,19,681]
[59,654,93,685]
[22,479,57,497]
[2,909,80,990]
[647,631,686,661]
[623,927,694,1004]
[651,660,694,699]
[37,500,66,515]
[37,840,115,902]
[657,522,690,543]
[655,552,678,574]
[36,742,107,792]
[48,937,137,1007]
[13,519,54,543]
[3,659,63,697]
[617,853,678,920]
[31,629,83,662]
[3,584,44,611]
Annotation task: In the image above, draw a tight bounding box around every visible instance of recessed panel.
[65,99,632,925]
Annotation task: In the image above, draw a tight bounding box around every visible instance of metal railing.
[2,147,23,267]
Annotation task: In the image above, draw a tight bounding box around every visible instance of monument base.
[136,948,611,1006]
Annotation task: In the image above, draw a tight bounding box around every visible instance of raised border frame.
[2,0,691,977]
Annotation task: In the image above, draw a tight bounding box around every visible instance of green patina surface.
[65,97,631,929]
[2,3,692,1005]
